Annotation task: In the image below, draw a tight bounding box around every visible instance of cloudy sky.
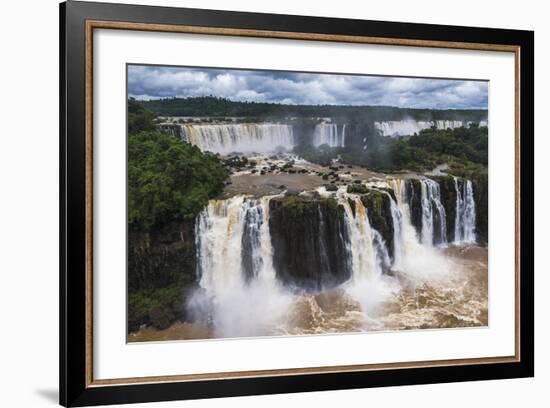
[128,65,488,109]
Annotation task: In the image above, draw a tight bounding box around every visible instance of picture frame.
[60,0,534,406]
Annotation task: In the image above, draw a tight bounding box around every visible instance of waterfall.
[374,119,485,137]
[191,176,476,337]
[196,195,279,292]
[180,123,294,154]
[195,196,247,293]
[342,124,346,147]
[193,195,289,337]
[375,120,433,137]
[189,178,476,337]
[453,177,477,243]
[388,179,424,259]
[372,229,392,272]
[241,199,266,282]
[340,196,381,281]
[419,179,447,246]
[336,192,397,319]
[434,120,465,130]
[313,123,346,147]
[380,190,403,269]
[386,179,453,281]
[317,186,393,280]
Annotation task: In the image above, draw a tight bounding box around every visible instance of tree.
[128,97,157,134]
[127,98,228,232]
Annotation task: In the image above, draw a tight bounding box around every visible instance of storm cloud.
[128,65,488,109]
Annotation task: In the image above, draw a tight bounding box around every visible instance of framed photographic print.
[59,0,534,406]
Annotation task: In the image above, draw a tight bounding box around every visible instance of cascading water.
[386,179,453,281]
[316,186,392,281]
[180,123,294,154]
[419,179,447,246]
[332,190,397,321]
[387,179,422,261]
[372,230,392,273]
[434,120,468,130]
[374,119,485,137]
[340,196,381,282]
[454,177,477,243]
[241,199,265,282]
[193,195,290,337]
[195,196,247,293]
[375,120,433,137]
[342,124,346,146]
[313,123,346,147]
[378,189,403,269]
[189,175,479,338]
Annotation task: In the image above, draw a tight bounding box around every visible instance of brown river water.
[129,244,487,343]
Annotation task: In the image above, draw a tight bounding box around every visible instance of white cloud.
[128,65,488,109]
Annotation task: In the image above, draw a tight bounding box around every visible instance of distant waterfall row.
[312,123,346,148]
[374,119,488,137]
[180,122,347,153]
[180,124,295,155]
[159,119,487,153]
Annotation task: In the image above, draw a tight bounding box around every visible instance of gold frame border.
[84,20,521,388]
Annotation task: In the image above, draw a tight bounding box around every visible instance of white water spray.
[193,195,290,337]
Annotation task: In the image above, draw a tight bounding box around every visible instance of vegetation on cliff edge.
[127,99,228,333]
[128,98,228,232]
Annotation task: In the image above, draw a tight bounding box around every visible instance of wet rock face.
[269,195,352,291]
[241,200,264,283]
[361,190,395,260]
[128,221,196,291]
[405,179,423,239]
[127,221,197,332]
[471,175,488,245]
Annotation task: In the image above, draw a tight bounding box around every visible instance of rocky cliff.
[128,221,197,332]
[268,195,352,291]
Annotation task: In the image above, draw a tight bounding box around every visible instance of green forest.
[293,124,488,178]
[128,98,228,232]
[142,96,487,122]
[127,99,228,332]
